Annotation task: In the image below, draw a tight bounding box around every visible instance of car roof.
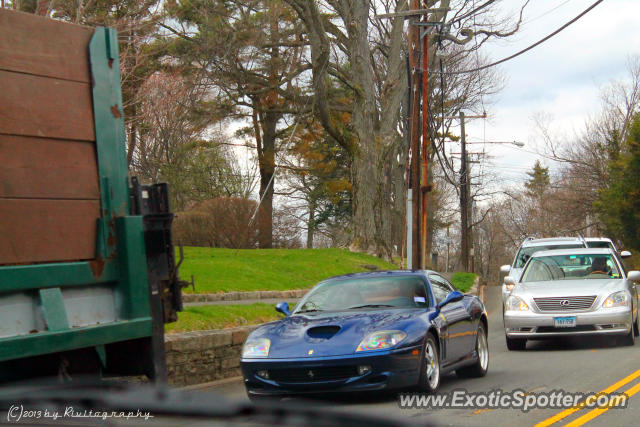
[530,247,615,257]
[522,237,584,247]
[584,237,613,242]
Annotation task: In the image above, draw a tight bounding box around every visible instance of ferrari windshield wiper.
[296,309,324,313]
[348,304,395,309]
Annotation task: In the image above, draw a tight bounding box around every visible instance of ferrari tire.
[418,333,441,394]
[506,336,526,351]
[634,313,639,337]
[456,323,489,378]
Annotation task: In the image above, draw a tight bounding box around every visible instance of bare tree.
[132,72,246,210]
[534,56,640,233]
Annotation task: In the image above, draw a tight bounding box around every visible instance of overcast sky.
[459,0,640,190]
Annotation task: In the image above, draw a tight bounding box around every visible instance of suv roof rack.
[577,234,587,247]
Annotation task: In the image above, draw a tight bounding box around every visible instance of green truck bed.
[0,10,181,382]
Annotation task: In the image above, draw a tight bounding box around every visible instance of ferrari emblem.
[308,349,314,355]
[307,370,315,378]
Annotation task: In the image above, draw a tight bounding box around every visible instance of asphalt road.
[198,286,640,426]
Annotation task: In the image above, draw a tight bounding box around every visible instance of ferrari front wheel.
[418,333,440,394]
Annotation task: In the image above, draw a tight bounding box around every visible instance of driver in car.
[589,257,611,276]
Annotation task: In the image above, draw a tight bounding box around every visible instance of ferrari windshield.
[293,276,429,313]
[521,253,622,282]
[514,244,584,268]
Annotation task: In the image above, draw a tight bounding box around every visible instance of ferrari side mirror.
[437,291,464,310]
[275,302,291,316]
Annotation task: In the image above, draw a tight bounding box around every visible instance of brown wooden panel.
[0,199,99,265]
[0,70,95,141]
[0,9,93,83]
[0,135,100,200]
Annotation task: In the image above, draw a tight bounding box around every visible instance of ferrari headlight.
[603,291,630,308]
[242,338,270,358]
[356,330,406,352]
[505,295,529,312]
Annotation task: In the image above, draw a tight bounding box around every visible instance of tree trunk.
[286,0,406,259]
[306,202,315,248]
[257,111,277,248]
[127,106,136,167]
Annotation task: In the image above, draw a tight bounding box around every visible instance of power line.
[522,0,574,25]
[437,0,605,76]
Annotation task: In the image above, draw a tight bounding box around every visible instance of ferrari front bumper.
[241,344,422,396]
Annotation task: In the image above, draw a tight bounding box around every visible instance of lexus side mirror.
[628,271,640,283]
[437,291,464,310]
[275,302,291,316]
[621,250,632,259]
[500,265,511,274]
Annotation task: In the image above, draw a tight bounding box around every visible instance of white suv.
[585,237,632,258]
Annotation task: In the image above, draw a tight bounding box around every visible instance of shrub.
[173,197,268,248]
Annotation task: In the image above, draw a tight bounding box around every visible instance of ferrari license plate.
[554,316,576,328]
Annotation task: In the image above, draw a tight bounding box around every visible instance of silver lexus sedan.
[503,248,640,350]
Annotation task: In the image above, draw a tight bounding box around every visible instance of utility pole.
[459,111,469,272]
[420,30,430,269]
[408,0,421,269]
[445,225,450,273]
[381,4,446,270]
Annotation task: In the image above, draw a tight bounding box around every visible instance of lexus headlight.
[603,291,630,308]
[356,330,407,352]
[505,295,529,312]
[242,338,270,358]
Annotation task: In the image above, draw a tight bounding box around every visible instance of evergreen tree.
[595,114,640,249]
[525,160,550,199]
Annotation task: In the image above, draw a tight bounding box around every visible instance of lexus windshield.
[521,254,622,282]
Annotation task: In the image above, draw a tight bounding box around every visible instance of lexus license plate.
[554,316,576,328]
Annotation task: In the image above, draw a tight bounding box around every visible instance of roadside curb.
[466,275,486,304]
[478,284,487,304]
[180,376,243,391]
[467,274,480,296]
[182,289,309,303]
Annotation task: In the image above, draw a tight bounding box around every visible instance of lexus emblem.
[307,370,315,379]
[560,300,570,306]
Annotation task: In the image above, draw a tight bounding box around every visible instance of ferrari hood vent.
[306,325,341,340]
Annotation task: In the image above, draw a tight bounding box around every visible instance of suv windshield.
[586,241,615,250]
[521,254,621,282]
[514,244,583,268]
[294,276,429,313]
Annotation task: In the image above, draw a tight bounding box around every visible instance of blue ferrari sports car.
[241,270,488,398]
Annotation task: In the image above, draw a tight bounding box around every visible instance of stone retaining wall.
[165,325,258,387]
[182,289,308,303]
